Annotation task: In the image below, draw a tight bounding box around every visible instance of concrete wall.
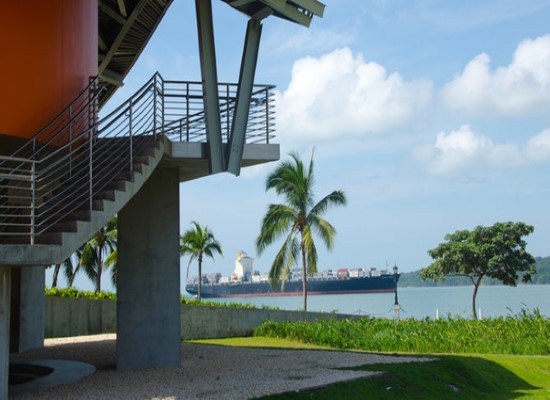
[45,297,356,339]
[45,297,116,338]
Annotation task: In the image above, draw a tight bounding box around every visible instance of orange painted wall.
[0,0,98,140]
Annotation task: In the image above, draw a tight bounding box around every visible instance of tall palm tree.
[256,150,346,312]
[104,248,117,288]
[80,216,117,292]
[50,250,81,288]
[180,221,223,301]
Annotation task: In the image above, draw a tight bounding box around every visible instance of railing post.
[153,77,158,142]
[89,124,93,212]
[161,78,165,137]
[129,98,133,172]
[265,86,270,144]
[30,161,35,245]
[226,84,230,142]
[186,83,190,142]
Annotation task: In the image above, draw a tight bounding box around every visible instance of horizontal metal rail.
[0,73,276,244]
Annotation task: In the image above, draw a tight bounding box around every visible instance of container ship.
[185,251,399,298]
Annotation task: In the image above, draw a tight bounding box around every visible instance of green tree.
[80,216,117,292]
[50,250,81,288]
[180,221,223,301]
[105,248,117,288]
[256,151,347,312]
[420,221,536,319]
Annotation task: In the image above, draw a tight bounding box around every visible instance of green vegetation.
[531,256,550,284]
[254,353,550,400]
[420,222,536,319]
[256,150,346,312]
[80,216,118,293]
[254,311,550,355]
[44,288,277,310]
[45,287,117,301]
[181,296,278,310]
[399,255,550,287]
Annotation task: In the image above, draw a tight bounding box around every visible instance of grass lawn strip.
[195,337,550,400]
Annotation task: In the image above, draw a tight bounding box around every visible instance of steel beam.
[195,0,225,174]
[226,18,262,176]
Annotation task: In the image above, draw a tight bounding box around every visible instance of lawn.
[195,337,550,399]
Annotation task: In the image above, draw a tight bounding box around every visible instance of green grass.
[199,337,550,400]
[254,312,550,355]
[190,336,332,350]
[256,355,550,400]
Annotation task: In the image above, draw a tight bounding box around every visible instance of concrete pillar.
[10,267,45,352]
[1,267,11,400]
[116,167,181,369]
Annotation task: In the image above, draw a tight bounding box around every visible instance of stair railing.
[0,73,276,244]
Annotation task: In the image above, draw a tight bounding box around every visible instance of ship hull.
[186,274,398,298]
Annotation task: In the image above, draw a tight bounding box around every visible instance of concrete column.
[1,267,11,400]
[116,167,181,369]
[10,266,45,352]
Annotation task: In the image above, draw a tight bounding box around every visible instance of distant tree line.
[399,256,550,288]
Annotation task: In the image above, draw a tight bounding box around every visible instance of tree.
[80,216,117,292]
[50,250,81,288]
[255,150,346,312]
[105,248,117,288]
[180,221,223,301]
[420,221,536,319]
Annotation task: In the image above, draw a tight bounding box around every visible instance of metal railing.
[0,73,276,244]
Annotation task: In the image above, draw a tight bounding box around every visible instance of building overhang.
[223,0,325,27]
[162,141,280,182]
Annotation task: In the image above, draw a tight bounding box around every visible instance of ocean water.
[207,284,550,319]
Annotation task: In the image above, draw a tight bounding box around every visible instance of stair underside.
[0,138,167,266]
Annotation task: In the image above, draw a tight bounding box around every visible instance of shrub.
[254,310,550,355]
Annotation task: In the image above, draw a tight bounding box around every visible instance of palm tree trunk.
[97,250,103,293]
[301,242,307,313]
[52,264,61,288]
[198,254,203,302]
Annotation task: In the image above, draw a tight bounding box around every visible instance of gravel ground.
[12,334,432,399]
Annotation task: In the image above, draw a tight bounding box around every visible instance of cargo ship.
[185,251,399,298]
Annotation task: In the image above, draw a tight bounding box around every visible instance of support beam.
[0,267,11,400]
[227,18,263,176]
[100,68,125,87]
[116,167,181,369]
[195,0,225,174]
[9,267,45,353]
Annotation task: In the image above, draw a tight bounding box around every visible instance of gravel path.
[12,334,432,399]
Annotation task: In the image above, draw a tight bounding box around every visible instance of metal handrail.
[0,73,276,244]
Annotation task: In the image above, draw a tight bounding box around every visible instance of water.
[207,285,550,319]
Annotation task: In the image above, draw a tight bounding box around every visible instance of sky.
[49,0,550,291]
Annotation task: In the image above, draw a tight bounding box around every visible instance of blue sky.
[50,0,550,290]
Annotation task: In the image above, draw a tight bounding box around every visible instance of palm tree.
[80,216,117,292]
[256,150,346,312]
[180,221,223,301]
[50,250,81,288]
[104,248,117,288]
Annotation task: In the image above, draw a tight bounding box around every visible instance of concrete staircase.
[0,137,166,265]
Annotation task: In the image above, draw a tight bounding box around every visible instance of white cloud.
[415,125,550,175]
[276,47,432,143]
[525,129,550,163]
[442,34,550,116]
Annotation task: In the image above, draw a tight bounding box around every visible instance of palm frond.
[256,204,296,255]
